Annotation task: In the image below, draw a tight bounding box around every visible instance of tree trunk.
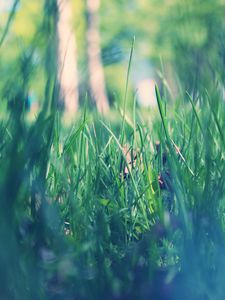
[86,0,109,114]
[57,0,79,113]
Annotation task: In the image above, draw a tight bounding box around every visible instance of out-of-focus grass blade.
[155,85,170,142]
[121,36,135,139]
[205,91,225,148]
[0,0,19,48]
[186,92,204,135]
[63,122,86,154]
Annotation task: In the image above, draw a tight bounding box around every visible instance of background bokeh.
[1,0,225,115]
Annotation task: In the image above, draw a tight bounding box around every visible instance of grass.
[1,0,225,298]
[0,77,225,300]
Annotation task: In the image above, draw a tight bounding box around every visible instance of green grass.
[1,1,225,298]
[0,82,225,300]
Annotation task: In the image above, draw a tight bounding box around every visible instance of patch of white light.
[0,0,14,12]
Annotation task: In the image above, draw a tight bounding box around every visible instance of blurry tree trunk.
[86,0,109,114]
[57,0,79,113]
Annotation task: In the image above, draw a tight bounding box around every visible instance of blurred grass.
[1,0,225,299]
[0,79,225,299]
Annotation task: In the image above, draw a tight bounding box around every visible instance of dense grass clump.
[0,80,225,300]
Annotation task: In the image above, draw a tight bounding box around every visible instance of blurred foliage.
[0,1,225,299]
[1,0,225,106]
